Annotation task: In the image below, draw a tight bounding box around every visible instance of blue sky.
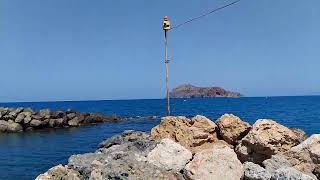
[0,0,319,102]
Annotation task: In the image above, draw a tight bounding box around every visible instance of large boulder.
[151,115,219,153]
[15,113,25,123]
[283,134,320,179]
[0,120,9,132]
[262,155,292,174]
[8,108,23,119]
[36,164,82,180]
[243,162,271,180]
[184,144,243,180]
[216,114,251,145]
[235,119,301,164]
[291,128,308,143]
[147,138,192,171]
[30,119,42,127]
[39,109,51,119]
[68,117,80,127]
[69,131,181,180]
[7,122,23,132]
[23,114,32,124]
[271,167,315,180]
[49,118,64,127]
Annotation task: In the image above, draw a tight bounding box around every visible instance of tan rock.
[291,128,308,143]
[151,115,219,153]
[283,134,320,179]
[216,114,251,145]
[36,165,82,180]
[89,160,104,180]
[184,143,243,180]
[235,119,300,164]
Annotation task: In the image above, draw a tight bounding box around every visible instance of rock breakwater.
[37,114,319,180]
[0,107,119,133]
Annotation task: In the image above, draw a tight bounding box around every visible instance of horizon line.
[0,94,319,104]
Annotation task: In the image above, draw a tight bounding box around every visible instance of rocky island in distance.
[170,84,242,98]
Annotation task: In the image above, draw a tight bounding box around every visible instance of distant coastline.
[170,84,242,98]
[2,95,320,104]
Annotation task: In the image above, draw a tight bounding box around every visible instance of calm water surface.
[0,96,320,179]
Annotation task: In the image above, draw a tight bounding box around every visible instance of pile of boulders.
[0,107,119,132]
[36,114,319,180]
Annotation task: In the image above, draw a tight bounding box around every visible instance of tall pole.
[163,16,171,116]
[164,30,170,116]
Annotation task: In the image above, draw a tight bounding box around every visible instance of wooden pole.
[164,30,171,116]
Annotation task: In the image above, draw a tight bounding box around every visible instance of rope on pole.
[171,0,241,30]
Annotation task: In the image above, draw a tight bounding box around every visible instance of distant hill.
[170,84,241,98]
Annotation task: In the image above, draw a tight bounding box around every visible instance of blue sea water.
[0,96,320,180]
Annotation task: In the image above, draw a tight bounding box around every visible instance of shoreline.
[0,107,121,133]
[36,114,319,180]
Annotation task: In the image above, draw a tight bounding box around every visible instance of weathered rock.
[0,120,9,132]
[39,109,51,119]
[51,111,64,119]
[262,155,291,174]
[15,113,25,123]
[23,115,32,124]
[68,153,105,178]
[313,167,320,179]
[271,167,315,180]
[67,113,76,120]
[184,143,243,180]
[216,114,251,145]
[147,138,192,171]
[98,130,153,149]
[32,114,42,120]
[36,164,82,180]
[151,115,219,153]
[68,117,80,127]
[7,122,23,132]
[69,131,180,179]
[243,161,271,180]
[235,119,301,164]
[30,119,42,127]
[2,115,11,121]
[291,128,308,143]
[49,118,64,127]
[8,108,23,118]
[83,114,110,124]
[0,107,8,118]
[23,108,34,114]
[89,160,103,180]
[283,134,320,179]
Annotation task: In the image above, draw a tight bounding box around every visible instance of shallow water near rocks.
[0,96,320,180]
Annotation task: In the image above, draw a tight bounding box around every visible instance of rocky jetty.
[37,114,319,180]
[170,84,241,98]
[0,107,119,133]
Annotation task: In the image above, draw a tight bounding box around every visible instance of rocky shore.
[0,107,119,133]
[37,114,319,180]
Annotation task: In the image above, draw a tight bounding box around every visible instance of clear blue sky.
[1,0,319,102]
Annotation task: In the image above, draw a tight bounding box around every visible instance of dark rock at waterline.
[0,107,122,133]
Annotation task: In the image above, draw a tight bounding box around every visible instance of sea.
[0,96,319,180]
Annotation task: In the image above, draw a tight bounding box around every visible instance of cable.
[171,0,241,30]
